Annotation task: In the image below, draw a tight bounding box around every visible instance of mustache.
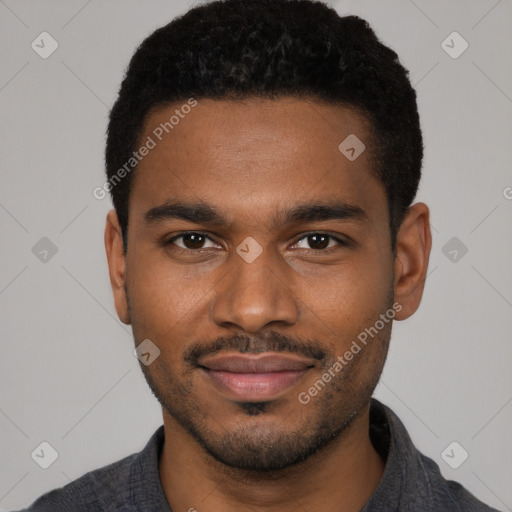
[184,330,327,367]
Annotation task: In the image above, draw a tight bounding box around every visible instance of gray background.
[1,0,511,510]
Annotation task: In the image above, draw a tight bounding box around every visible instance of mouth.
[198,353,315,401]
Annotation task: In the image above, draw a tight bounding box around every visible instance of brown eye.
[306,234,329,249]
[293,233,346,251]
[166,232,219,251]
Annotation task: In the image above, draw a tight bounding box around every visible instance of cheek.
[126,253,216,341]
[295,256,392,333]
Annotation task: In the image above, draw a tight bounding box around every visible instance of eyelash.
[164,231,348,253]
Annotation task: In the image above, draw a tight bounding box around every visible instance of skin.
[105,97,431,512]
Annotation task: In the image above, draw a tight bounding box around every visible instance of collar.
[362,398,436,511]
[126,399,435,512]
[129,424,171,511]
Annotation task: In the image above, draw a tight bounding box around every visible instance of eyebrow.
[143,198,368,229]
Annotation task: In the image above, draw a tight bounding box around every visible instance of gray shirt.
[16,399,500,511]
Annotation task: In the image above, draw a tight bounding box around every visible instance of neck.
[159,403,385,512]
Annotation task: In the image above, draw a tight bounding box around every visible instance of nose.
[211,246,299,333]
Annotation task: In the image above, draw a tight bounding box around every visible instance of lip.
[199,353,315,401]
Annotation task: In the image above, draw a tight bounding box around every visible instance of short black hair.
[105,0,423,254]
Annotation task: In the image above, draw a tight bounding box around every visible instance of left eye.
[292,233,346,251]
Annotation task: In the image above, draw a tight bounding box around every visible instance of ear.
[104,209,131,325]
[393,202,432,320]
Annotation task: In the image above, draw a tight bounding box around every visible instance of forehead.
[130,97,387,227]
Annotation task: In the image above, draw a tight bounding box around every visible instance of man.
[18,0,499,510]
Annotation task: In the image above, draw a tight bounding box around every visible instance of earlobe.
[393,202,432,321]
[104,209,131,325]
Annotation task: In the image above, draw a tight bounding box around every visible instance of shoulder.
[14,452,137,512]
[368,399,500,512]
[418,452,500,512]
[14,426,166,512]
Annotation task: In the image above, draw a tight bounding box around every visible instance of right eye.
[164,232,222,252]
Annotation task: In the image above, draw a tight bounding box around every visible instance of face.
[105,97,429,471]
